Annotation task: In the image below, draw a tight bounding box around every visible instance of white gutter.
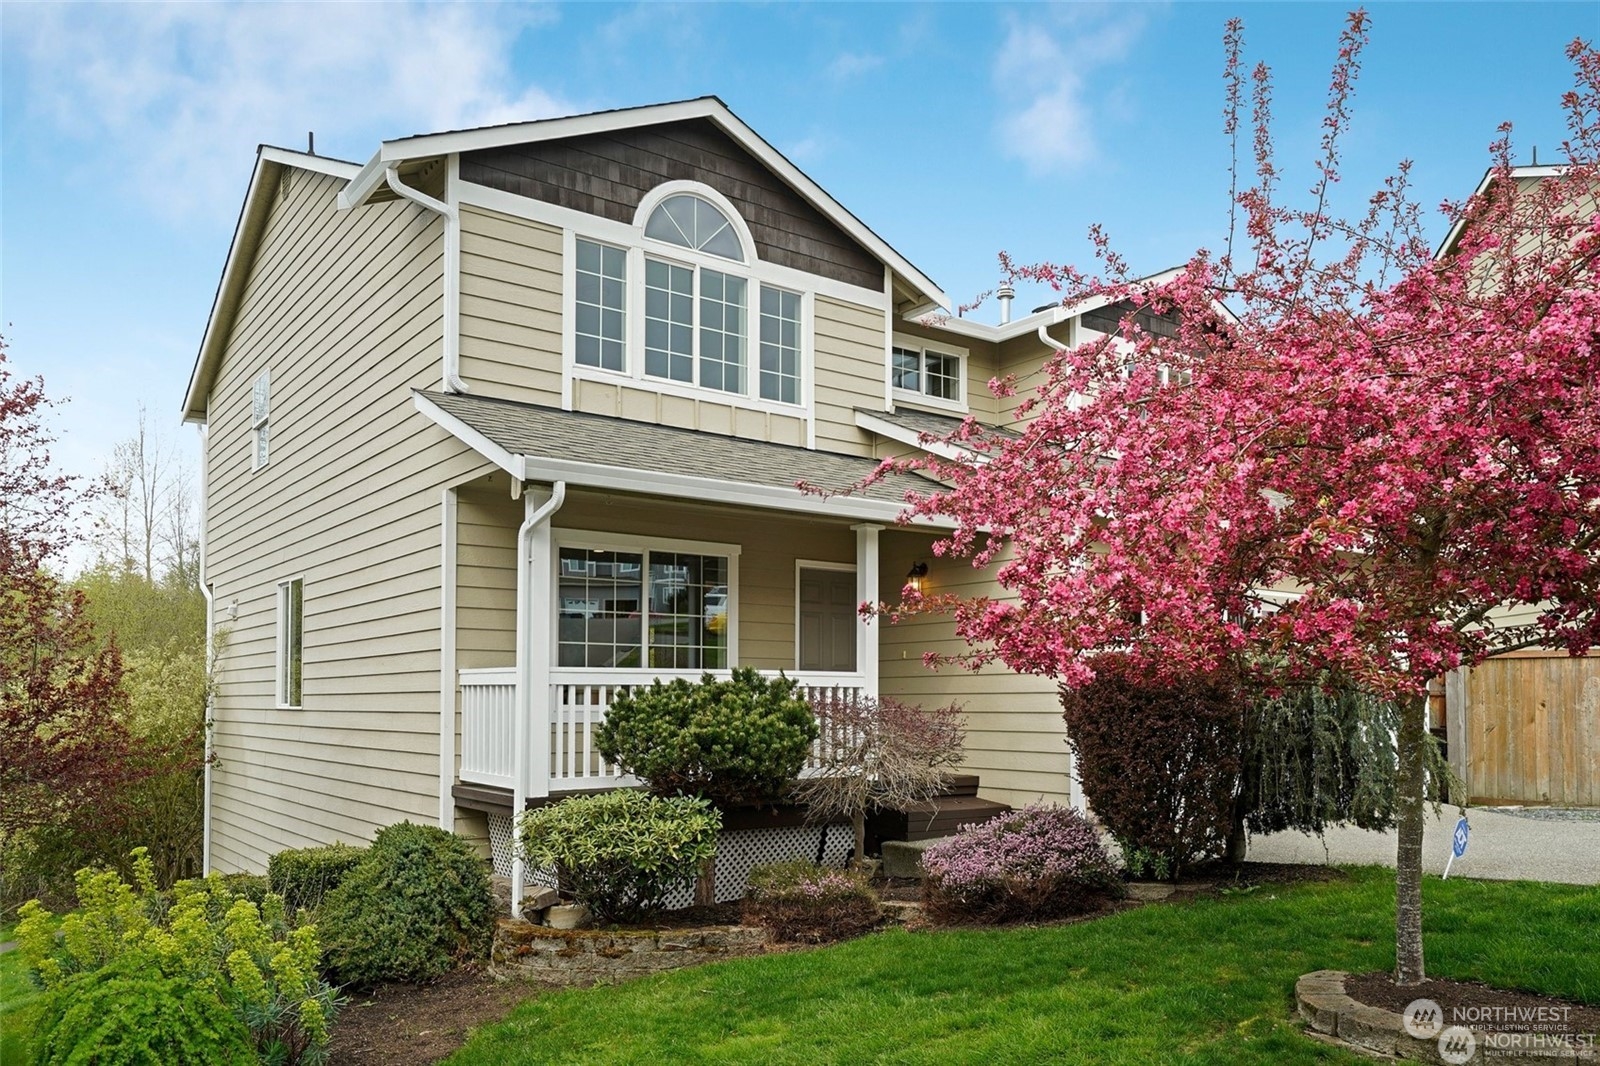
[378,165,467,393]
[198,423,216,874]
[511,480,566,915]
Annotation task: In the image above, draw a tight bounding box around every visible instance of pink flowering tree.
[870,16,1600,984]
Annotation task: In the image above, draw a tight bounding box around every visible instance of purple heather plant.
[921,805,1119,924]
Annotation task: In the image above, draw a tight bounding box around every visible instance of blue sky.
[0,2,1590,531]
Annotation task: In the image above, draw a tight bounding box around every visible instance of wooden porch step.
[897,796,1013,841]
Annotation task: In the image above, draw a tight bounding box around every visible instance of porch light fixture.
[905,561,929,592]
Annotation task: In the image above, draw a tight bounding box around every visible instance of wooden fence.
[1445,651,1600,806]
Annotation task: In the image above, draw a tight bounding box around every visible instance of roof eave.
[183,147,362,423]
[411,391,948,526]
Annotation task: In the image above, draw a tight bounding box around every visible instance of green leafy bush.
[742,861,881,943]
[319,823,494,988]
[596,667,819,805]
[15,848,337,1065]
[921,805,1122,925]
[268,843,366,915]
[519,791,720,924]
[34,966,256,1065]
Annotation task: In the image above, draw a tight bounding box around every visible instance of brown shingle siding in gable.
[460,118,883,291]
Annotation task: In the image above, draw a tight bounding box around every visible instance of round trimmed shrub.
[595,667,819,806]
[742,861,881,943]
[267,842,366,915]
[519,791,720,924]
[35,967,256,1065]
[319,822,494,987]
[921,804,1121,924]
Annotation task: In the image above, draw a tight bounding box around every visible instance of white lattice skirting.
[487,814,853,906]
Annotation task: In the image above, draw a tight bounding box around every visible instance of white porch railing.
[458,667,868,794]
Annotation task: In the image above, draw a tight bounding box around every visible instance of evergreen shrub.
[596,667,818,806]
[519,791,720,924]
[319,822,494,988]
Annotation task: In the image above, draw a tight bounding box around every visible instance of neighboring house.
[1434,164,1600,807]
[185,98,1147,881]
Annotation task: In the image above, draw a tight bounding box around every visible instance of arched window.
[643,194,745,262]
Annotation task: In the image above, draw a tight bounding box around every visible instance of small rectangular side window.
[276,577,303,708]
[251,370,271,470]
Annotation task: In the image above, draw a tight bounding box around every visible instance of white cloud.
[992,6,1146,176]
[5,2,572,223]
[825,51,884,84]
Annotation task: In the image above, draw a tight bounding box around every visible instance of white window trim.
[793,559,857,673]
[550,529,742,673]
[251,369,271,471]
[890,333,968,413]
[635,180,758,265]
[562,226,816,424]
[275,575,304,709]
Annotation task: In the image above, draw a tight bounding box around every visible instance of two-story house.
[184,98,1137,889]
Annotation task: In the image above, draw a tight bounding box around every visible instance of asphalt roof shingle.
[419,391,940,506]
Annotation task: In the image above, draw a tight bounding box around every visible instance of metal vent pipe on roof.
[997,283,1015,325]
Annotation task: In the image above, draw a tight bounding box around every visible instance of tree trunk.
[852,811,867,869]
[694,855,716,907]
[1225,797,1249,865]
[1394,688,1428,985]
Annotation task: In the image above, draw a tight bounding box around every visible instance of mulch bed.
[327,966,534,1066]
[1345,971,1600,1041]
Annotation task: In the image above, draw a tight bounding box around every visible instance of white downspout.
[197,423,216,874]
[1038,320,1070,353]
[512,480,566,915]
[439,487,459,830]
[383,164,467,394]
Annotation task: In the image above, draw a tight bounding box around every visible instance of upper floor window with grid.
[567,187,809,410]
[891,339,964,409]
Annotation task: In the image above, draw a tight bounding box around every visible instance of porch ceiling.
[414,390,947,522]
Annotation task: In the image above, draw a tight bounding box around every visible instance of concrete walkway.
[1247,807,1600,886]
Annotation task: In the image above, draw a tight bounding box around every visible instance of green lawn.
[449,869,1600,1066]
[1,925,44,1066]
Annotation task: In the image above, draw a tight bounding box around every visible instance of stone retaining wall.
[1295,970,1595,1065]
[491,918,768,986]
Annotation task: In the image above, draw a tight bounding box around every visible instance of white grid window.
[891,338,966,409]
[557,546,730,670]
[645,258,695,384]
[698,269,746,395]
[276,577,303,708]
[760,287,801,404]
[575,239,627,372]
[251,370,270,470]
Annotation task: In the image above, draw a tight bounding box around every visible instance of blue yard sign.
[1442,815,1470,879]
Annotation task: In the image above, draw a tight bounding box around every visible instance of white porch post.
[511,482,564,915]
[852,523,881,699]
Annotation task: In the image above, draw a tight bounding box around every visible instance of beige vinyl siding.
[571,378,807,446]
[205,166,494,873]
[997,325,1066,429]
[458,204,564,407]
[813,295,886,456]
[876,531,1075,807]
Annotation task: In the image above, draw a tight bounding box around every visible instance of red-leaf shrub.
[1058,655,1244,878]
[920,805,1120,924]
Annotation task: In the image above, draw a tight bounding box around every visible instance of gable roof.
[413,390,947,524]
[337,97,946,308]
[1435,164,1565,260]
[182,146,361,422]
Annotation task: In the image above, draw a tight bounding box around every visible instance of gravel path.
[1247,806,1600,885]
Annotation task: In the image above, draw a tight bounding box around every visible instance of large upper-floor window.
[568,184,807,410]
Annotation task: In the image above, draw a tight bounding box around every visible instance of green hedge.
[267,842,366,915]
